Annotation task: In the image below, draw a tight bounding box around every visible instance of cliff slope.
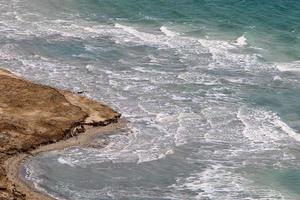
[0,69,120,199]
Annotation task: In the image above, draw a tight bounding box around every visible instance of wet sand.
[4,119,127,200]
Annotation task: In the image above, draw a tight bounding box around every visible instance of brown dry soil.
[0,69,121,200]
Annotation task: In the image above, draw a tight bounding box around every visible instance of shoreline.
[4,118,127,200]
[0,68,123,199]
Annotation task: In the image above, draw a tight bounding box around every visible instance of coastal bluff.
[0,69,121,200]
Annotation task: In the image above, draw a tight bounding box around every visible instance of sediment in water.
[0,68,122,200]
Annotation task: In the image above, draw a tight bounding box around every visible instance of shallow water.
[1,0,300,199]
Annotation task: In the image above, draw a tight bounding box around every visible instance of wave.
[234,34,248,46]
[171,164,286,200]
[160,26,178,37]
[4,2,300,198]
[275,61,300,72]
[237,106,300,144]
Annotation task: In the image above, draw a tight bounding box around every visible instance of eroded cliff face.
[0,69,121,199]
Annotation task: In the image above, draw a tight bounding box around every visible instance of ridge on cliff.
[0,68,121,200]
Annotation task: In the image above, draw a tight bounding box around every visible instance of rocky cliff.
[0,69,121,199]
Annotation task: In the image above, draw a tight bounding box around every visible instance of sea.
[1,0,300,199]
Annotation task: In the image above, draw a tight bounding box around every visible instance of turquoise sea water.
[72,0,300,61]
[1,0,300,199]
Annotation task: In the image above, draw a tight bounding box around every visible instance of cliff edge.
[0,69,121,199]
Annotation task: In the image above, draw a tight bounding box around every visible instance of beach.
[0,69,122,199]
[5,121,126,200]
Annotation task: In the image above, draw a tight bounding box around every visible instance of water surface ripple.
[1,0,300,199]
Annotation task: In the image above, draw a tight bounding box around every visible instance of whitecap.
[57,157,76,167]
[234,34,248,46]
[275,61,300,72]
[160,26,178,37]
[237,106,300,145]
[171,164,286,200]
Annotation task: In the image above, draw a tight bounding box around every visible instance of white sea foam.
[237,106,300,145]
[114,23,210,68]
[24,162,68,200]
[160,26,178,37]
[177,72,219,85]
[234,34,248,46]
[273,75,282,81]
[57,157,76,167]
[5,2,300,198]
[114,23,162,46]
[274,118,300,142]
[275,61,300,72]
[171,164,286,200]
[198,37,267,73]
[133,66,167,74]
